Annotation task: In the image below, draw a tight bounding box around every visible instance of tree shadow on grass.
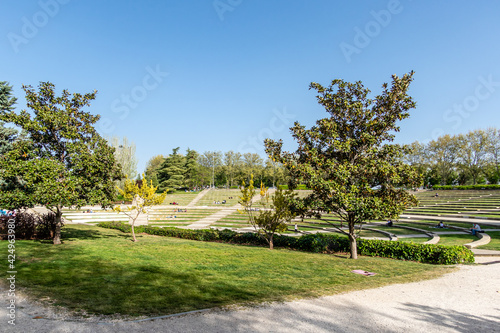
[61,225,132,241]
[12,244,258,317]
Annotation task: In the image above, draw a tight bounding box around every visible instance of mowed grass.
[162,190,200,205]
[477,231,500,251]
[436,234,477,246]
[0,225,452,317]
[397,238,429,244]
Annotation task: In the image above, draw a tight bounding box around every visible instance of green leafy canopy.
[0,82,122,243]
[265,72,423,258]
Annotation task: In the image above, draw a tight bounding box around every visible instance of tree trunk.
[131,212,138,242]
[53,206,62,245]
[349,233,358,259]
[348,220,357,259]
[269,234,274,250]
[131,223,137,242]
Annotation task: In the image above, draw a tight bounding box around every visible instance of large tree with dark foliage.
[0,82,121,244]
[266,72,422,259]
[0,81,18,155]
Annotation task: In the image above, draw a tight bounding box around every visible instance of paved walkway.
[185,208,237,229]
[186,188,211,207]
[472,248,500,256]
[185,191,262,229]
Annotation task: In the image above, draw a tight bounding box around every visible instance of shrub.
[295,233,349,253]
[0,212,60,240]
[357,239,474,265]
[96,222,474,264]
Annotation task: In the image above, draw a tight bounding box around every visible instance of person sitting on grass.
[437,221,445,228]
[471,223,481,235]
[386,220,393,227]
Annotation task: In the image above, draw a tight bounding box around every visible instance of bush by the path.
[97,222,474,265]
[357,238,474,265]
[432,184,500,190]
[0,212,60,240]
[278,184,310,190]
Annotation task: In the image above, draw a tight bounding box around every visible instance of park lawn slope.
[0,224,453,317]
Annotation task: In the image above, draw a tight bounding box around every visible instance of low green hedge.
[357,238,474,265]
[96,222,474,265]
[278,184,310,190]
[433,184,500,190]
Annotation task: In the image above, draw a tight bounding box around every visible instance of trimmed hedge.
[433,184,500,190]
[96,222,474,265]
[278,184,310,190]
[357,238,474,265]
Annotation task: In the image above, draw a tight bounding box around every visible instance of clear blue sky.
[2,1,500,173]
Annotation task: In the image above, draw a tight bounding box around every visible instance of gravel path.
[2,257,499,333]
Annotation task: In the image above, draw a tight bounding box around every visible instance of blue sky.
[2,1,500,173]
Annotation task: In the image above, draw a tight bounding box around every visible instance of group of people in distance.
[213,200,226,204]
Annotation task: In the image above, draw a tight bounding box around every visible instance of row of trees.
[405,128,500,186]
[0,72,444,262]
[144,149,288,192]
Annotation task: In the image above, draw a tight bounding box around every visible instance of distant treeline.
[405,128,500,187]
[144,149,288,192]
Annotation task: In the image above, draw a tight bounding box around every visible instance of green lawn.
[0,224,452,317]
[397,238,429,244]
[195,189,241,206]
[437,234,477,246]
[477,231,500,251]
[369,226,427,236]
[162,190,200,205]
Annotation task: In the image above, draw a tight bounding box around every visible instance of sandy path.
[2,257,499,333]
